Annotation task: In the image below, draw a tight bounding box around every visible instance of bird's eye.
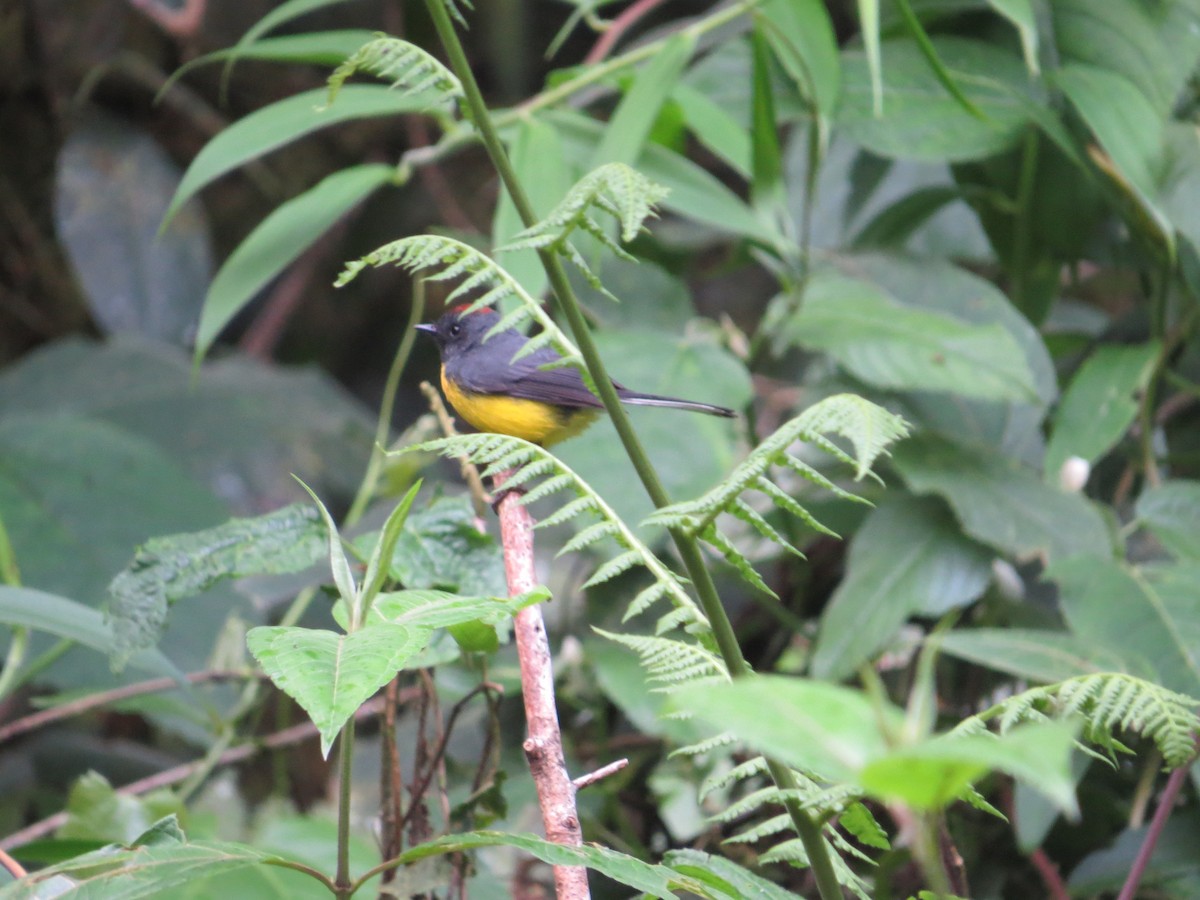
[448,322,462,337]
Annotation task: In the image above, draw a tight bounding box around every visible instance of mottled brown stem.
[495,469,589,899]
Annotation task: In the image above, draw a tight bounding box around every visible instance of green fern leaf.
[967,673,1200,768]
[645,395,908,543]
[337,235,583,368]
[403,433,705,626]
[496,163,668,294]
[327,35,463,107]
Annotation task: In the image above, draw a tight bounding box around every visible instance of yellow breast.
[441,370,600,446]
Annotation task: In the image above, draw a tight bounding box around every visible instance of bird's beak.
[414,323,437,335]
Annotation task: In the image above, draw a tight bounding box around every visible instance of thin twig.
[420,380,492,520]
[494,470,589,899]
[584,0,671,64]
[1117,749,1198,900]
[0,847,26,879]
[572,758,628,790]
[398,682,503,837]
[1029,848,1070,900]
[0,670,262,745]
[379,675,405,887]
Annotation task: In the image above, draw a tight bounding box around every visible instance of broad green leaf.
[664,848,809,900]
[987,0,1039,75]
[0,587,177,678]
[759,0,840,115]
[860,722,1078,813]
[1136,480,1200,561]
[495,118,572,300]
[783,269,1038,401]
[59,772,183,844]
[1048,558,1200,697]
[55,113,212,345]
[396,831,731,899]
[593,33,695,167]
[194,163,395,364]
[106,504,326,669]
[672,83,750,175]
[892,434,1111,563]
[0,341,375,515]
[851,185,964,248]
[0,412,230,683]
[673,676,901,782]
[812,494,992,681]
[222,0,365,80]
[293,479,357,621]
[1052,0,1200,120]
[1054,63,1163,201]
[164,30,380,93]
[940,628,1128,684]
[366,588,548,630]
[385,496,507,597]
[827,255,1054,460]
[1044,342,1160,480]
[856,0,882,116]
[838,38,1034,162]
[246,623,431,757]
[893,0,984,119]
[749,25,784,213]
[165,86,430,226]
[359,481,423,615]
[0,841,273,898]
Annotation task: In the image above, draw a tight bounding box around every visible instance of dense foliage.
[2,0,1200,897]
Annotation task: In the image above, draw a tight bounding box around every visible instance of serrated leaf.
[247,623,430,757]
[354,587,548,631]
[106,503,326,669]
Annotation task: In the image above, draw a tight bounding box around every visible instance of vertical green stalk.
[0,515,27,701]
[423,4,842,898]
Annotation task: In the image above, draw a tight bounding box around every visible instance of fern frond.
[962,672,1200,767]
[643,395,908,593]
[760,838,872,899]
[714,788,809,824]
[595,630,728,687]
[327,35,462,107]
[402,433,706,628]
[699,757,770,801]
[671,732,739,757]
[726,812,794,843]
[337,235,583,367]
[497,163,669,292]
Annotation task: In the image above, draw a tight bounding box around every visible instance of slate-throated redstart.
[416,305,736,446]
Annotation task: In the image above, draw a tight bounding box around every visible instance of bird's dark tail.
[617,390,736,418]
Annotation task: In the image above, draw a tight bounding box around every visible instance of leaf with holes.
[247,623,430,757]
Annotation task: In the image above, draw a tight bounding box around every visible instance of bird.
[415,305,736,446]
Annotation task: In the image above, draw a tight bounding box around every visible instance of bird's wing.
[506,360,606,409]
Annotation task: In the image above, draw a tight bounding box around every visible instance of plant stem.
[1117,751,1195,900]
[346,279,427,526]
[424,5,842,898]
